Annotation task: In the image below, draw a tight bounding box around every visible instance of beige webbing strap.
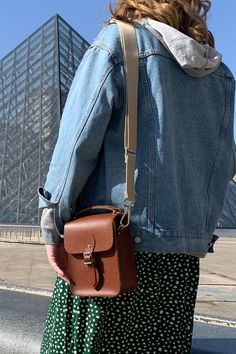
[109,18,139,209]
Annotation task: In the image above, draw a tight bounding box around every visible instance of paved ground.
[0,288,235,354]
[0,237,235,320]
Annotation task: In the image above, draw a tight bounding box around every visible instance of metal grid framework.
[0,15,90,224]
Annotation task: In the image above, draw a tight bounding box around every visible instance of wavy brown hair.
[109,0,215,47]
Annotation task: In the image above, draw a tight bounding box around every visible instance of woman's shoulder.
[90,22,123,62]
[216,61,235,80]
[90,20,173,62]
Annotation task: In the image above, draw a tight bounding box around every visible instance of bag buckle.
[83,247,95,265]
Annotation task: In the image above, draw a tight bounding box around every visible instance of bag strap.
[109,18,139,218]
[75,205,124,217]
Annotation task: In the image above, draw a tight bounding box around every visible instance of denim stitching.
[140,57,156,229]
[206,77,232,231]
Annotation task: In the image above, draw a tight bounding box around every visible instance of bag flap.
[64,212,116,254]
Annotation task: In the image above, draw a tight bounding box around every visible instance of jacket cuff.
[40,208,63,245]
[38,187,59,209]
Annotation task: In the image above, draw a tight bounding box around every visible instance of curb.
[0,225,43,244]
[0,283,52,297]
[194,314,236,328]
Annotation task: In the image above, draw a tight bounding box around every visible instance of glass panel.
[59,31,70,44]
[16,44,28,62]
[58,20,70,35]
[16,54,27,68]
[16,41,28,54]
[43,40,55,55]
[43,32,55,45]
[30,32,41,46]
[59,46,69,59]
[43,50,54,63]
[59,39,70,53]
[2,54,14,72]
[29,42,42,58]
[29,59,41,73]
[43,17,55,32]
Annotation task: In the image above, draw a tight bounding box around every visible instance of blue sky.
[0,0,235,133]
[0,0,235,73]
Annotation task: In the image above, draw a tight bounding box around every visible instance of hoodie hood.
[136,18,222,77]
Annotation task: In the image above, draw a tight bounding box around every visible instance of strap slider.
[125,147,136,156]
[125,148,136,162]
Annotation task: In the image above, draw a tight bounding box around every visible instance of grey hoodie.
[136,18,222,77]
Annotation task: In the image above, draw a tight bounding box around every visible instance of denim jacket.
[38,21,235,256]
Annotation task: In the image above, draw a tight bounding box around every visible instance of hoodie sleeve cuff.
[40,208,63,245]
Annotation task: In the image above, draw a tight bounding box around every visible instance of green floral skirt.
[40,252,199,354]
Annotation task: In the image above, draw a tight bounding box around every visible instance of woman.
[38,1,235,353]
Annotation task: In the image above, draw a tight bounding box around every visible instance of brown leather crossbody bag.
[64,19,139,297]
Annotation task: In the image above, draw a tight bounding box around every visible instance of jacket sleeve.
[37,40,122,232]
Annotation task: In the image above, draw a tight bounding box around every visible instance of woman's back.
[44,22,235,255]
